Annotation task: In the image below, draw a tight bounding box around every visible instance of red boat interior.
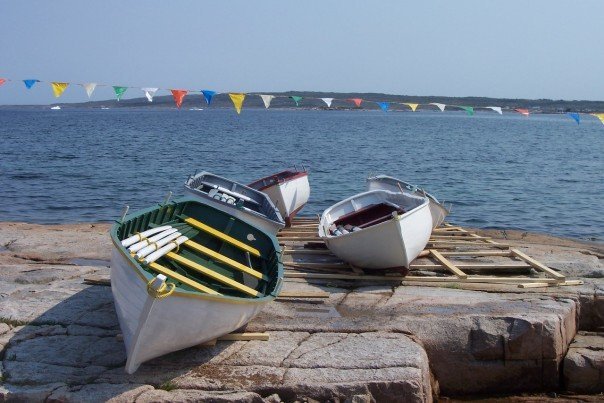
[333,203,405,229]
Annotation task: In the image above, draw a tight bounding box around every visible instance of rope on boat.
[146,278,175,299]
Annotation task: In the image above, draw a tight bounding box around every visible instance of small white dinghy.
[367,175,450,229]
[185,171,285,235]
[318,190,432,270]
[248,169,310,226]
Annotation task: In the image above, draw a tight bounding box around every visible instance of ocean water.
[0,108,602,242]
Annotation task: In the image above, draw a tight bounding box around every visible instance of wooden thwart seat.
[166,252,262,297]
[183,239,268,281]
[147,262,221,295]
[183,217,261,257]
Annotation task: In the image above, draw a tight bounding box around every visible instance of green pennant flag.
[113,86,128,101]
[290,96,303,106]
[460,106,474,116]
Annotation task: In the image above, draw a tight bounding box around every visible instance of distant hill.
[3,91,604,113]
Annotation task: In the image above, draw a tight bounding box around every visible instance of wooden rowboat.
[110,198,283,373]
[247,169,310,226]
[185,171,285,235]
[318,190,432,270]
[367,175,449,229]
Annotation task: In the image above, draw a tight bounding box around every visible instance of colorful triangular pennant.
[51,82,69,98]
[320,98,333,108]
[460,106,474,116]
[404,103,419,112]
[430,103,446,112]
[487,106,502,114]
[349,98,362,108]
[290,96,303,106]
[202,90,216,105]
[259,94,275,109]
[378,102,389,112]
[171,89,188,108]
[592,113,604,125]
[23,79,39,89]
[113,86,128,101]
[229,93,246,114]
[566,112,580,125]
[141,87,158,102]
[0,78,6,87]
[82,83,97,98]
[515,108,529,117]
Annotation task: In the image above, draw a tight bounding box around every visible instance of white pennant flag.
[142,87,159,102]
[321,98,334,108]
[82,83,97,99]
[259,94,275,109]
[430,103,446,112]
[487,106,502,114]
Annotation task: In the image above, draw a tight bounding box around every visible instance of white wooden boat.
[247,169,310,226]
[50,105,61,110]
[185,172,285,235]
[367,175,449,228]
[111,198,283,373]
[318,190,432,269]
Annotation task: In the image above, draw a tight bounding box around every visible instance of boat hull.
[319,190,432,269]
[260,174,310,226]
[367,176,449,228]
[111,246,269,374]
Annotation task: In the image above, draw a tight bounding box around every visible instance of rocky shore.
[0,222,602,402]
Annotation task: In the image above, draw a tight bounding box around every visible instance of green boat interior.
[112,199,282,299]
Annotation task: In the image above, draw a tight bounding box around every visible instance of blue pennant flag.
[378,102,390,112]
[202,90,216,105]
[23,79,40,89]
[567,112,580,125]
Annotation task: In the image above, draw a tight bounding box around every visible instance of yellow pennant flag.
[404,103,419,112]
[51,82,69,98]
[593,113,604,125]
[229,93,246,114]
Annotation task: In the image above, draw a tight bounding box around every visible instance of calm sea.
[0,108,602,242]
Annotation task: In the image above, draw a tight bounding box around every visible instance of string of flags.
[0,76,603,125]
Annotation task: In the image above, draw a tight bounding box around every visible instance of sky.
[0,1,603,105]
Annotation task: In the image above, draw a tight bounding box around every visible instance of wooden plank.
[183,239,268,281]
[278,237,322,242]
[184,217,260,257]
[277,291,330,298]
[410,263,532,270]
[218,332,270,341]
[84,276,111,286]
[510,249,566,280]
[430,235,492,241]
[429,250,467,279]
[518,280,583,288]
[147,262,221,295]
[437,250,512,257]
[285,262,348,269]
[166,252,261,297]
[282,249,334,255]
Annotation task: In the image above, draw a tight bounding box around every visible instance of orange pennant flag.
[515,108,529,117]
[229,93,246,114]
[404,103,419,112]
[592,113,604,125]
[170,89,188,108]
[349,98,362,108]
[51,82,69,98]
[0,78,6,87]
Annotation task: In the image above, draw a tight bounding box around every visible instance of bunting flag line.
[170,89,188,108]
[0,78,6,87]
[567,112,580,125]
[487,106,502,114]
[229,93,246,114]
[51,82,69,98]
[141,87,158,102]
[23,79,39,89]
[349,98,363,107]
[259,94,274,109]
[290,96,303,106]
[593,113,604,125]
[82,83,97,99]
[378,102,389,112]
[404,103,419,112]
[113,86,128,101]
[515,108,530,117]
[460,106,474,116]
[320,97,333,108]
[202,90,216,105]
[430,103,446,112]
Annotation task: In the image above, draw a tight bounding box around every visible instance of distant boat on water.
[100,106,110,110]
[189,107,204,111]
[50,106,61,110]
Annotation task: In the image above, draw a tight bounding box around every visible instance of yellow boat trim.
[183,240,268,281]
[148,261,221,295]
[184,217,261,257]
[166,252,261,297]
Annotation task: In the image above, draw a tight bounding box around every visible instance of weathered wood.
[510,249,566,280]
[429,250,468,279]
[518,280,583,288]
[283,249,334,255]
[84,276,111,286]
[218,332,270,341]
[437,250,512,257]
[277,291,330,298]
[410,263,532,270]
[278,237,322,242]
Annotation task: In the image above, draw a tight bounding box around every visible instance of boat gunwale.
[367,175,447,209]
[248,170,309,191]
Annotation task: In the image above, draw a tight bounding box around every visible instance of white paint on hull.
[262,174,310,221]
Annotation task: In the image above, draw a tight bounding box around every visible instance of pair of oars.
[121,223,198,264]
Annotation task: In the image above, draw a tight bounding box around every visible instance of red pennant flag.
[349,98,363,108]
[170,89,188,108]
[0,78,6,87]
[515,108,529,117]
